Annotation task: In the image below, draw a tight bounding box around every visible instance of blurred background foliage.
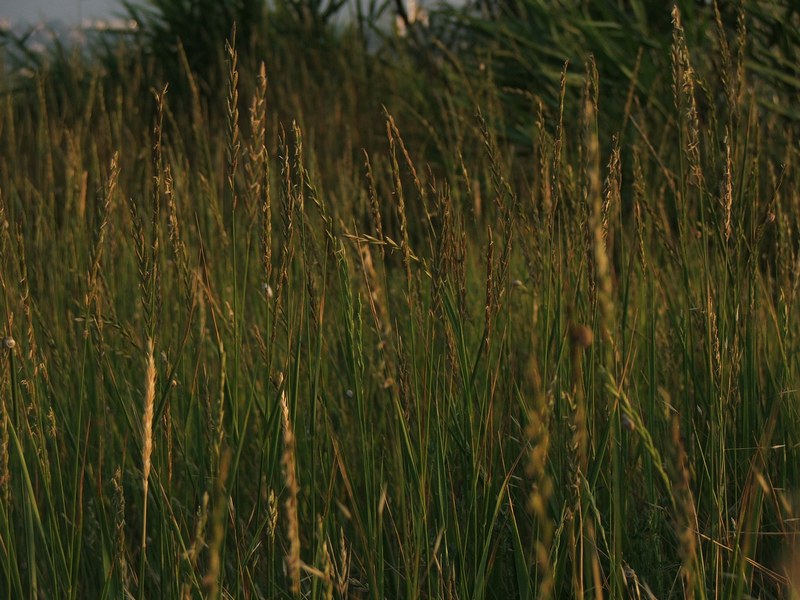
[1,0,799,162]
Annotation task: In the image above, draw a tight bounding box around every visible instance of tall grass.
[0,2,799,598]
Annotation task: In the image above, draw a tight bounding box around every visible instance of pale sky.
[2,0,125,24]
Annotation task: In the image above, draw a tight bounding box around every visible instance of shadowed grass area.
[0,2,799,598]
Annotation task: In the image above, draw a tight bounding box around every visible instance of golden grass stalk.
[142,338,156,491]
[139,337,156,598]
[280,388,301,595]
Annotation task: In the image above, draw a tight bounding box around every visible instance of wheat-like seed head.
[142,338,156,487]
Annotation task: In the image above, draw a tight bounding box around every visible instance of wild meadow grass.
[0,3,799,598]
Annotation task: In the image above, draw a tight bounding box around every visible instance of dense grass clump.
[1,2,800,598]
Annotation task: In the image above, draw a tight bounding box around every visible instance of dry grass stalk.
[139,337,156,597]
[247,62,268,210]
[363,150,385,259]
[385,112,428,214]
[142,339,156,487]
[477,107,516,284]
[670,415,700,600]
[0,311,11,506]
[672,6,706,194]
[483,227,495,354]
[175,39,205,147]
[164,163,193,303]
[270,129,297,350]
[334,527,351,598]
[112,466,130,594]
[280,388,301,595]
[150,84,167,239]
[354,240,395,389]
[583,66,614,338]
[386,118,413,294]
[430,182,456,315]
[14,230,41,388]
[712,0,734,112]
[88,152,119,308]
[526,359,554,600]
[734,3,747,118]
[181,492,209,600]
[205,449,231,600]
[358,239,391,344]
[85,154,120,365]
[225,27,241,212]
[602,135,620,247]
[568,318,597,598]
[247,63,273,299]
[267,488,279,543]
[632,149,648,272]
[535,98,552,220]
[552,60,568,222]
[212,345,226,478]
[35,77,55,199]
[722,128,734,242]
[0,369,9,507]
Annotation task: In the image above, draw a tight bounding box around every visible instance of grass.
[0,2,799,598]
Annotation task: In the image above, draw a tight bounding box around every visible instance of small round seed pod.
[570,325,593,349]
[2,336,15,350]
[621,413,636,432]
